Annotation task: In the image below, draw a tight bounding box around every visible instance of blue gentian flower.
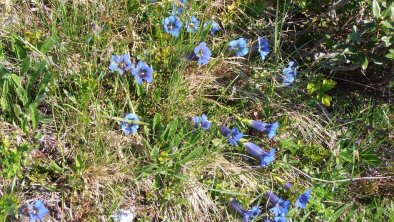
[227,128,244,146]
[192,114,212,130]
[258,37,270,61]
[204,21,220,35]
[284,182,293,190]
[229,38,249,57]
[244,142,276,167]
[194,42,211,65]
[274,216,287,222]
[230,199,261,222]
[120,113,139,135]
[248,120,279,139]
[186,16,200,33]
[132,61,153,84]
[109,54,133,75]
[282,61,298,86]
[265,192,291,217]
[219,125,232,137]
[172,0,187,15]
[29,200,49,222]
[295,189,311,209]
[163,15,183,37]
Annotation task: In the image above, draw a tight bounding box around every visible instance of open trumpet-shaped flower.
[230,199,262,222]
[265,192,291,218]
[193,114,212,130]
[132,61,153,84]
[295,189,311,209]
[219,125,232,137]
[204,20,220,35]
[163,15,183,37]
[219,126,244,146]
[192,42,212,65]
[244,142,276,167]
[246,120,279,139]
[186,16,200,33]
[229,38,249,57]
[29,199,49,222]
[227,128,244,146]
[258,37,270,61]
[282,61,298,86]
[120,113,139,135]
[109,54,133,75]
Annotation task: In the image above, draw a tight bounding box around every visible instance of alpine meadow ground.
[0,0,393,222]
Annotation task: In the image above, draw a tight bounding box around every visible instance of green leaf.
[362,57,369,70]
[373,0,381,18]
[10,74,21,87]
[350,25,360,44]
[381,36,393,47]
[28,61,47,98]
[279,137,299,154]
[339,150,353,163]
[307,82,319,94]
[321,79,337,92]
[153,113,162,131]
[48,161,64,174]
[40,33,57,53]
[0,41,3,60]
[20,58,31,76]
[136,83,144,96]
[35,73,52,103]
[38,113,52,124]
[13,104,23,117]
[182,147,203,164]
[168,119,179,138]
[11,37,26,59]
[29,103,39,129]
[321,94,332,106]
[333,204,352,221]
[1,81,9,110]
[189,131,202,145]
[75,154,85,175]
[150,146,160,158]
[385,49,394,59]
[361,153,381,165]
[154,88,161,103]
[381,21,393,29]
[11,75,29,105]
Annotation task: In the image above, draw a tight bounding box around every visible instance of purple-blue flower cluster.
[109,54,133,75]
[258,37,270,61]
[186,16,200,33]
[120,113,140,135]
[295,189,312,209]
[109,54,154,85]
[204,21,220,35]
[163,15,183,37]
[29,199,49,222]
[229,38,249,57]
[193,114,212,130]
[162,12,220,37]
[230,199,262,222]
[244,142,276,167]
[104,5,308,222]
[219,125,244,146]
[194,42,212,65]
[282,61,298,86]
